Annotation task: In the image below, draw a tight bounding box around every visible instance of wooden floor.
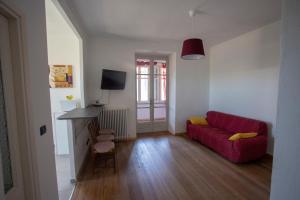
[72,132,273,200]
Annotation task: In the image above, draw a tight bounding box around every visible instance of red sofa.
[186,111,268,163]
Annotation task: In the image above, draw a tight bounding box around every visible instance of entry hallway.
[72,133,272,200]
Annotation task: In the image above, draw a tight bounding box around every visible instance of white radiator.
[98,108,128,141]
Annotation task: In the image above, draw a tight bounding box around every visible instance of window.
[136,59,150,103]
[154,60,167,103]
[136,58,167,122]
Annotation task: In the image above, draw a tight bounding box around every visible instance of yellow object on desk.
[66,95,74,100]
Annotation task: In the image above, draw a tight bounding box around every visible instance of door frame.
[0,1,41,199]
[135,53,169,134]
[0,13,26,199]
[0,147,4,199]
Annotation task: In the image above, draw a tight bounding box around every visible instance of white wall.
[7,0,59,199]
[47,36,81,112]
[168,53,176,134]
[56,0,89,108]
[46,0,81,113]
[87,36,210,137]
[209,21,281,154]
[270,0,300,199]
[176,55,210,133]
[46,0,91,186]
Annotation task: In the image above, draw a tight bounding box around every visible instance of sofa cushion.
[206,111,268,136]
[228,132,258,141]
[188,124,229,146]
[187,124,211,140]
[189,116,208,125]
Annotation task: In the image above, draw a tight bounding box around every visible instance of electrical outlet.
[40,125,47,136]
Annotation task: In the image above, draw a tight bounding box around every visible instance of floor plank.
[72,132,272,200]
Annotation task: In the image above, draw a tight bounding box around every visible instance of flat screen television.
[101,69,126,90]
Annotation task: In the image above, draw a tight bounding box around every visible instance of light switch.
[40,125,47,136]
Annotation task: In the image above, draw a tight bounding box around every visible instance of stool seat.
[99,128,115,135]
[97,134,115,141]
[93,141,115,153]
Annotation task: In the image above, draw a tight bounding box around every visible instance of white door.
[0,14,25,200]
[136,55,168,133]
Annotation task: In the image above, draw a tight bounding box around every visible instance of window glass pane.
[154,75,159,102]
[161,75,166,101]
[137,103,150,121]
[136,59,150,103]
[136,59,150,74]
[154,74,166,102]
[136,81,139,101]
[137,108,150,121]
[140,76,149,101]
[154,103,166,121]
[154,60,167,102]
[0,63,13,194]
[154,60,167,75]
[140,67,149,74]
[161,67,166,75]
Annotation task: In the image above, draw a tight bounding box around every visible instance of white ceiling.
[71,0,281,45]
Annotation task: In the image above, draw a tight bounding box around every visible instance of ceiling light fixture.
[181,10,205,60]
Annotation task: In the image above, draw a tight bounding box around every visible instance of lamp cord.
[192,14,195,38]
[190,0,209,38]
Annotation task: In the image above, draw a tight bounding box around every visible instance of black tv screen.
[101,69,126,90]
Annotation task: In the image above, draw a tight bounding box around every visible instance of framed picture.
[49,65,73,88]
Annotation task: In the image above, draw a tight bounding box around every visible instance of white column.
[270,0,300,199]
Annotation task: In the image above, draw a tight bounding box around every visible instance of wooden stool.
[99,128,115,135]
[96,134,114,141]
[98,128,115,141]
[88,120,117,173]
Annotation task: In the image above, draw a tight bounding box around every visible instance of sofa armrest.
[233,135,268,160]
[186,120,192,134]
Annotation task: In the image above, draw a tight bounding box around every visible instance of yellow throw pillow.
[189,116,208,125]
[228,132,258,141]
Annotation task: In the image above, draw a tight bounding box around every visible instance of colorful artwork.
[49,65,73,88]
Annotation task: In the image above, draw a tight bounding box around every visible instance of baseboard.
[173,132,187,137]
[115,135,136,142]
[137,131,172,137]
[127,131,185,138]
[125,136,137,141]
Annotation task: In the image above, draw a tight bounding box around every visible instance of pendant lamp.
[181,10,205,60]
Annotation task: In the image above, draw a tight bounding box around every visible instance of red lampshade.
[181,38,205,60]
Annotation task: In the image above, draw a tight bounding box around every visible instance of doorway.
[136,54,169,133]
[45,0,84,199]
